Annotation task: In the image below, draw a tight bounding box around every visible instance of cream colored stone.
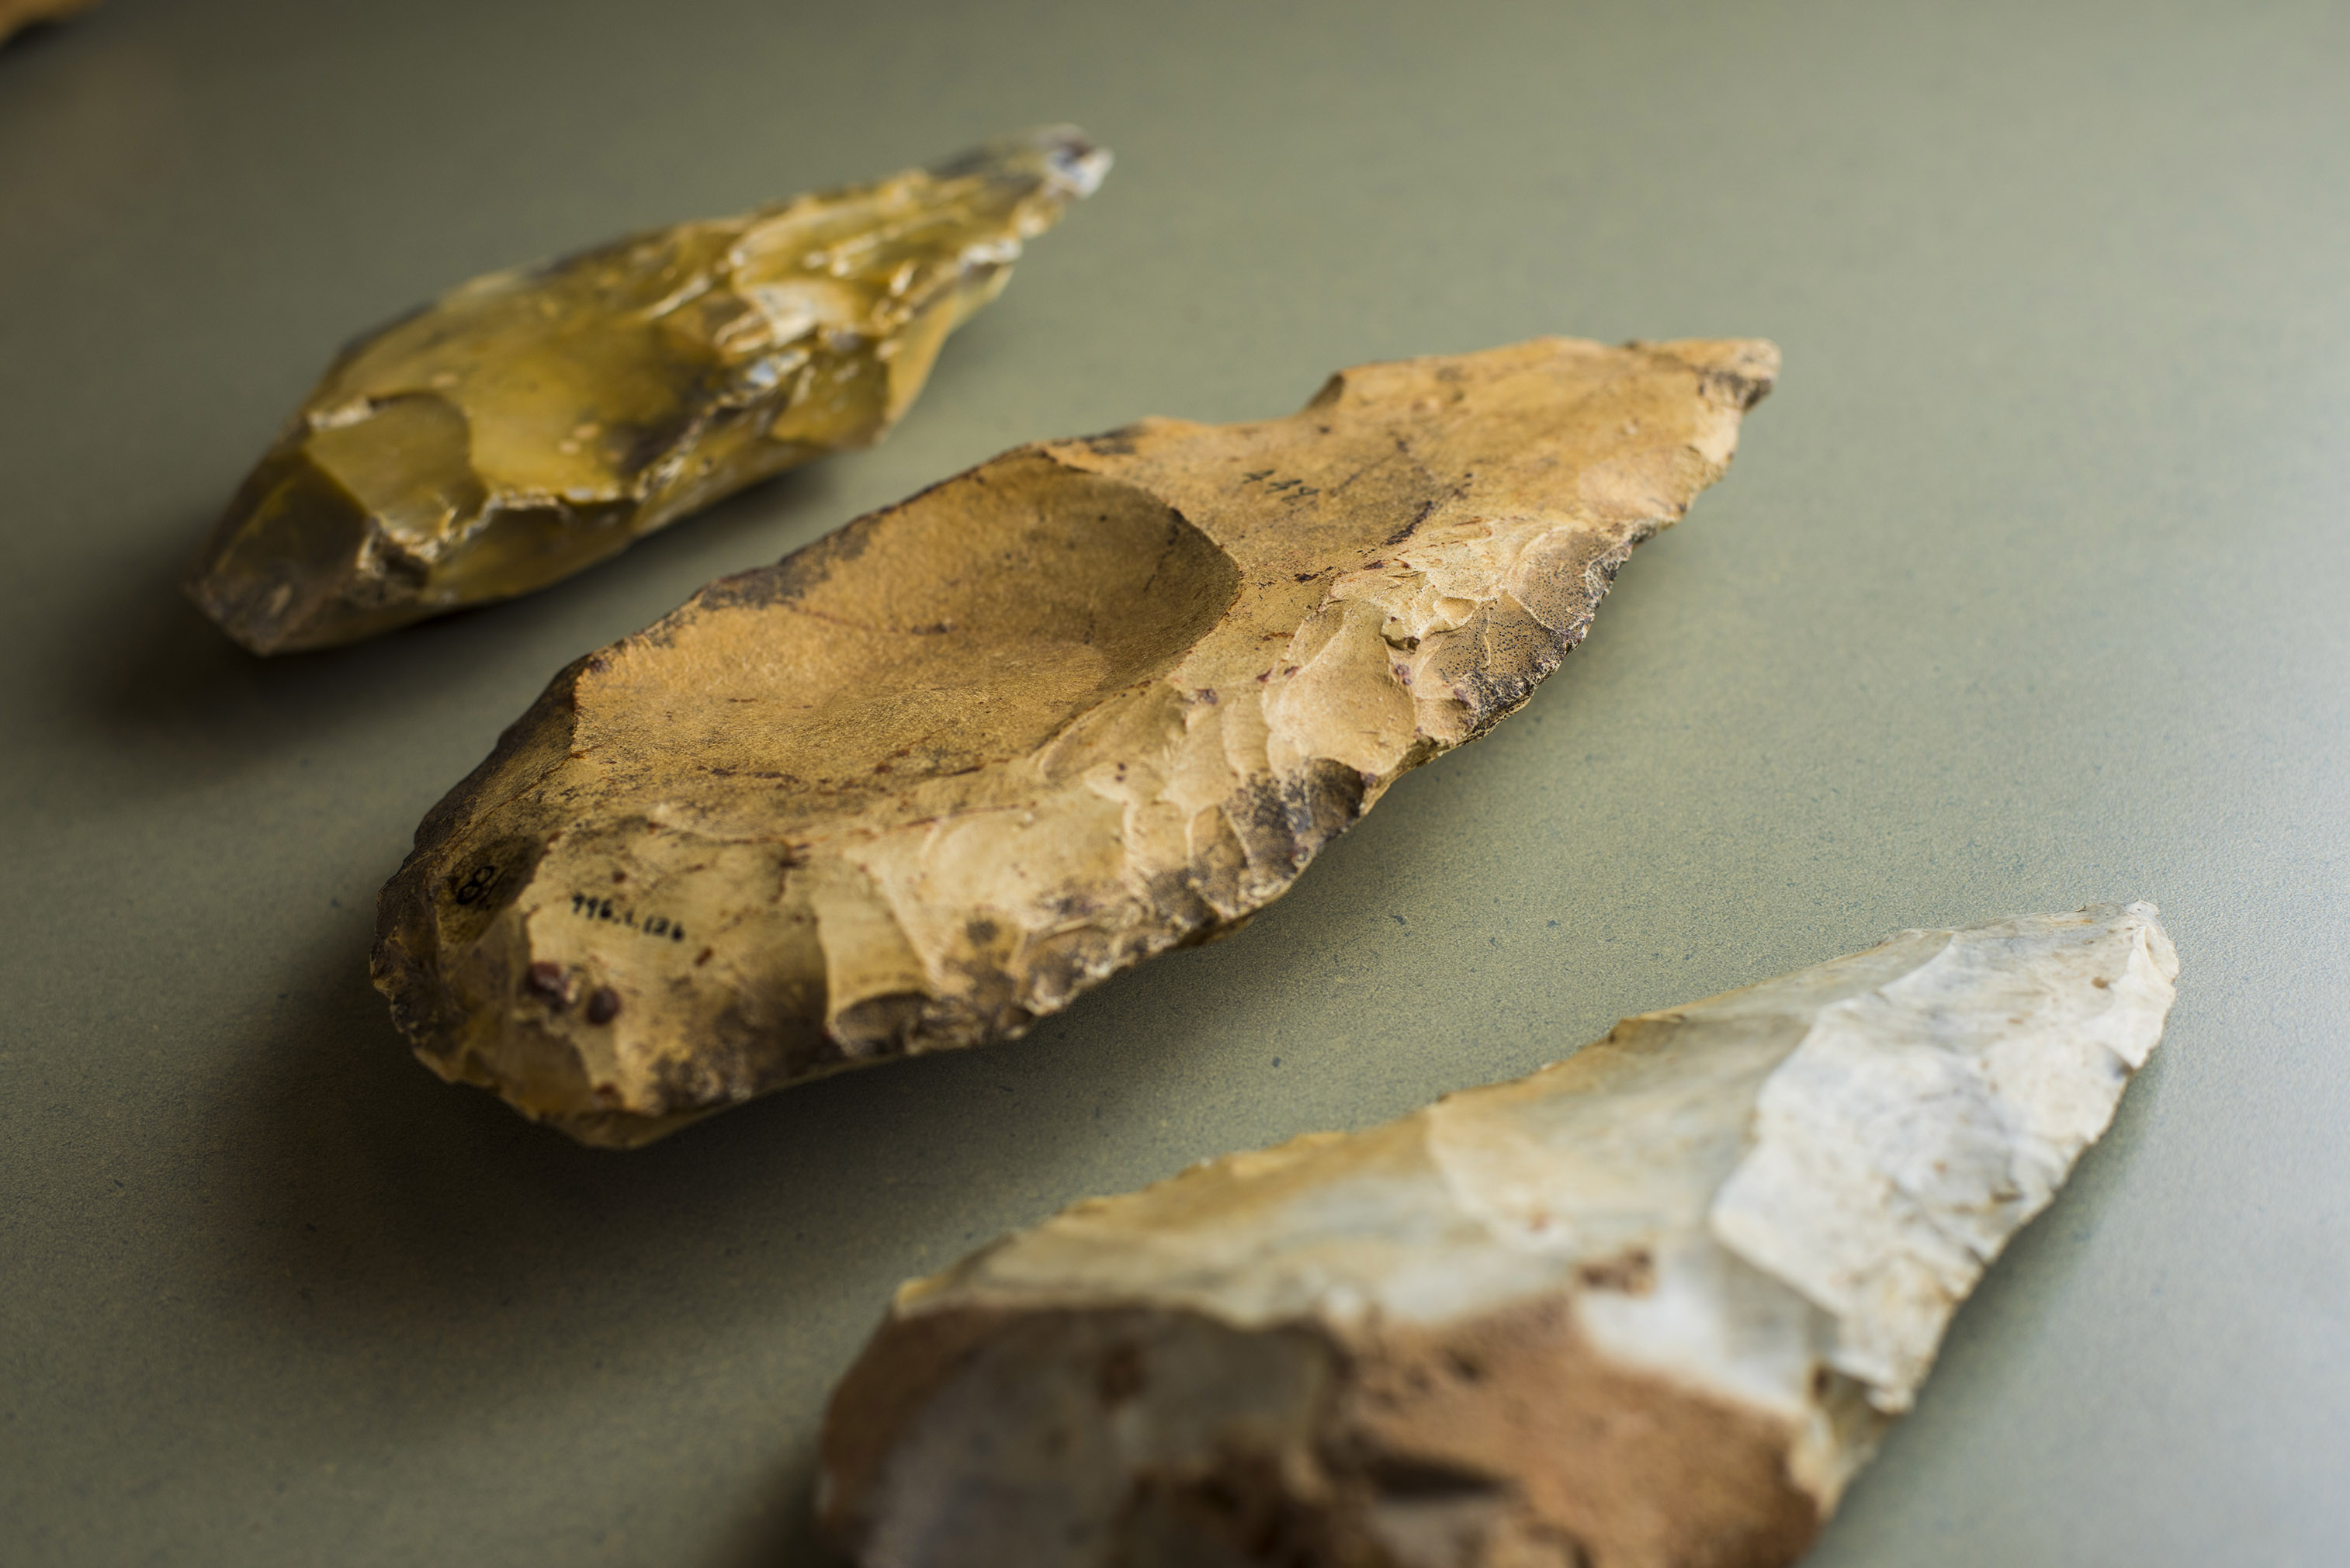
[820,903,2178,1568]
[372,336,1778,1144]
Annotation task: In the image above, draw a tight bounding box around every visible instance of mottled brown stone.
[372,336,1777,1144]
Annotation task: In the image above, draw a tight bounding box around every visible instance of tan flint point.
[373,335,1778,1144]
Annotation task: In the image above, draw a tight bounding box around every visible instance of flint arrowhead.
[188,127,1108,652]
[372,335,1777,1144]
[820,903,2179,1568]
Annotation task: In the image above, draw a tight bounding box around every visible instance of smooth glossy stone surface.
[185,126,1108,653]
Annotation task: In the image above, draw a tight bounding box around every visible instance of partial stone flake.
[820,903,2178,1568]
[0,0,95,47]
[187,126,1108,653]
[371,336,1777,1145]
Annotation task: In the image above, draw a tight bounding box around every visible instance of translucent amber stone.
[187,126,1108,653]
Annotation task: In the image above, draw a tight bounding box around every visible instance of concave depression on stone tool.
[372,335,1780,1146]
[822,903,2178,1568]
[187,126,1108,653]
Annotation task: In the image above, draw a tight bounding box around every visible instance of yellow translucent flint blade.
[186,126,1111,655]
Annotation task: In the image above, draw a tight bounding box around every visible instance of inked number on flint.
[570,891,686,943]
[450,864,501,906]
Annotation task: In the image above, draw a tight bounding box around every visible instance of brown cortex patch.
[608,455,1242,801]
[1575,1248,1656,1295]
[1097,1342,1147,1407]
[1329,1296,1822,1568]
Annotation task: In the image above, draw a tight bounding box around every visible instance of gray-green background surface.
[3,1,2345,1563]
